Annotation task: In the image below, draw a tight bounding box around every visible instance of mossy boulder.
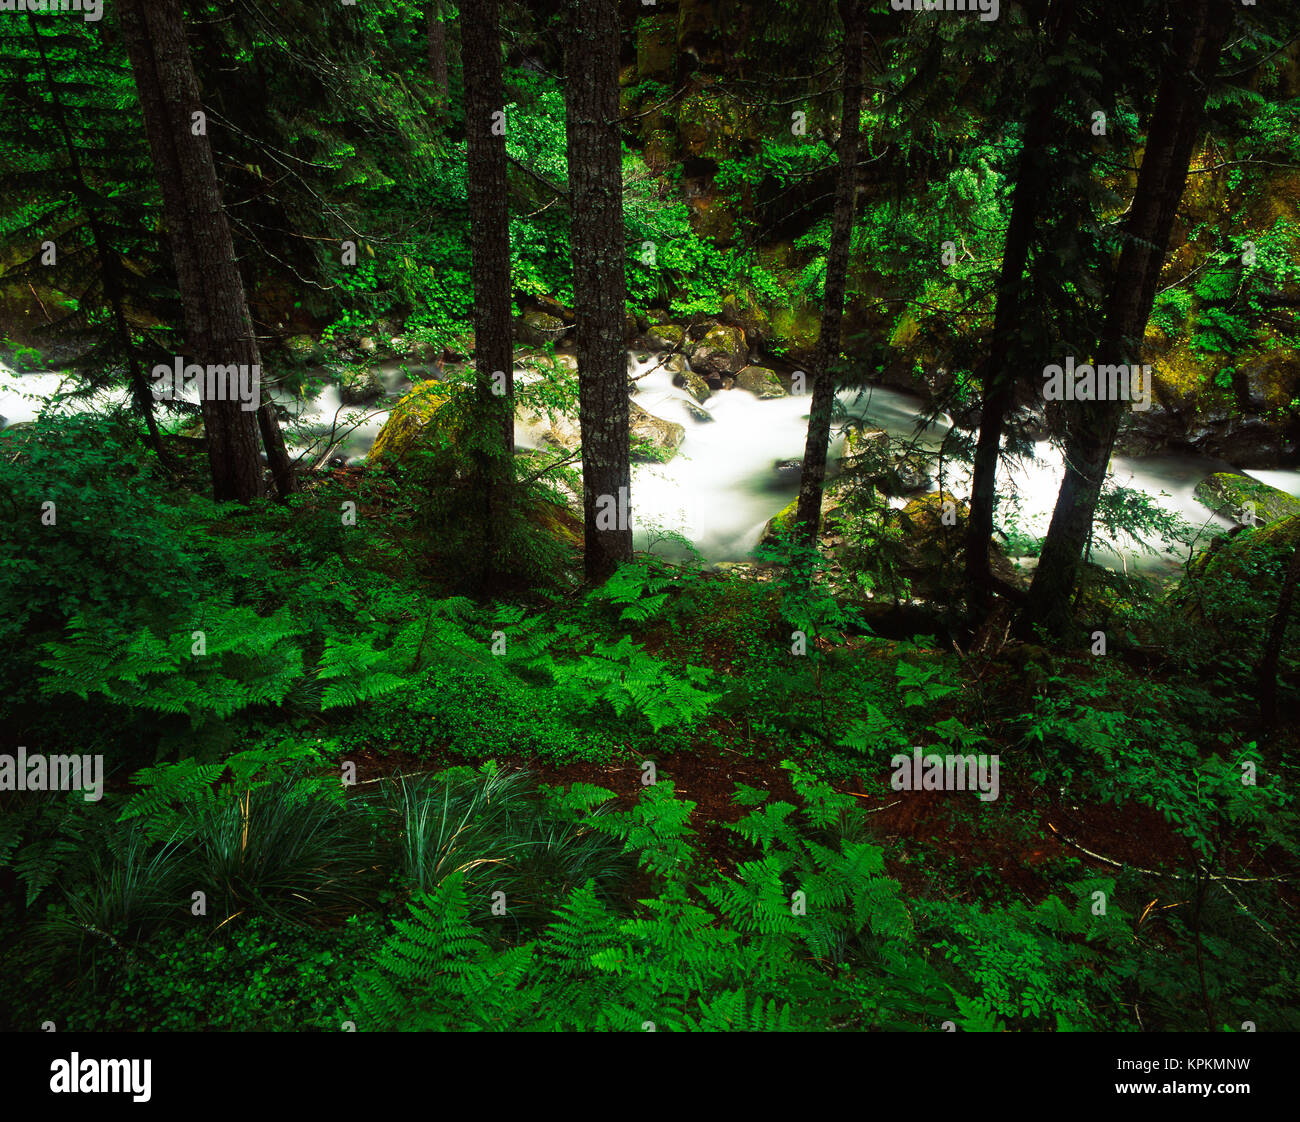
[518,350,578,379]
[525,497,584,550]
[838,426,931,495]
[675,82,752,161]
[687,192,738,246]
[891,492,969,567]
[368,382,450,464]
[284,335,323,364]
[643,128,677,174]
[689,323,748,378]
[761,496,799,543]
[635,10,676,82]
[1175,515,1300,634]
[519,310,566,347]
[629,400,686,461]
[1195,472,1300,526]
[760,490,844,546]
[883,492,1022,598]
[682,400,714,423]
[339,365,385,406]
[769,302,821,366]
[721,289,771,345]
[1246,169,1300,228]
[647,324,686,351]
[390,334,443,363]
[734,365,785,399]
[1191,514,1300,583]
[518,399,685,462]
[662,352,690,377]
[839,425,891,479]
[890,453,933,495]
[672,365,712,403]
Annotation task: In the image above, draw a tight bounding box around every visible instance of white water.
[0,366,134,425]
[4,354,1297,576]
[1244,469,1300,499]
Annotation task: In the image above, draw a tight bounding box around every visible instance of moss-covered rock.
[769,301,821,366]
[891,492,969,567]
[642,128,677,175]
[1175,515,1300,635]
[1195,472,1300,525]
[520,399,685,462]
[519,310,566,347]
[1193,513,1300,579]
[682,400,714,424]
[518,350,578,378]
[339,364,385,406]
[734,365,785,399]
[629,400,686,461]
[689,323,747,378]
[890,453,933,496]
[686,191,737,245]
[880,492,1022,599]
[675,82,752,161]
[672,365,712,403]
[368,381,450,464]
[635,10,676,83]
[760,491,844,545]
[721,289,771,345]
[284,335,323,364]
[646,324,685,350]
[524,496,584,550]
[839,424,891,482]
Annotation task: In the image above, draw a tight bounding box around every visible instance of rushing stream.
[4,354,1298,578]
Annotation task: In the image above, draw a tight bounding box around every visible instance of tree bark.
[565,0,632,583]
[462,0,515,586]
[428,4,449,103]
[1024,0,1233,635]
[964,0,1074,607]
[794,0,864,546]
[118,0,296,502]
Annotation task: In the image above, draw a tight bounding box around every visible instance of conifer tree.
[462,0,516,587]
[564,0,632,583]
[118,0,296,502]
[794,0,865,547]
[1026,0,1235,634]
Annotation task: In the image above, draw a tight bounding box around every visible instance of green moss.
[1195,473,1300,525]
[368,381,449,464]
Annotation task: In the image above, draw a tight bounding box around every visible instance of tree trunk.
[965,0,1074,607]
[462,0,515,586]
[1258,536,1300,727]
[1024,0,1233,636]
[428,4,449,103]
[794,0,864,546]
[118,0,296,502]
[565,0,632,583]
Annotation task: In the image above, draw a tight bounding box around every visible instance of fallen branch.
[1045,821,1289,883]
